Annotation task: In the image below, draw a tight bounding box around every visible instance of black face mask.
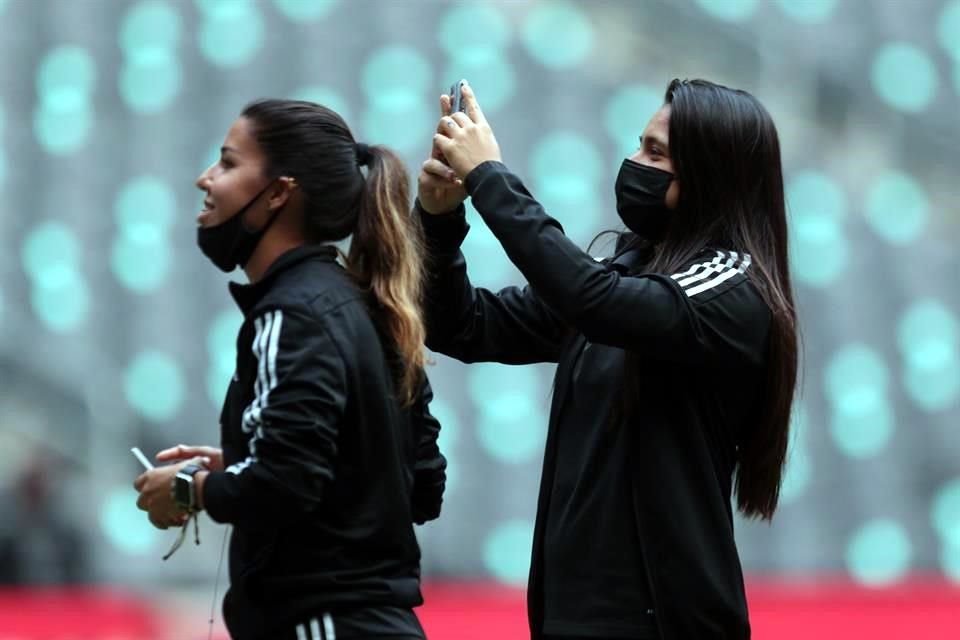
[197,181,283,272]
[614,158,675,243]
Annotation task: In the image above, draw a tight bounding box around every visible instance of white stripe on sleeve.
[323,613,336,640]
[682,252,751,297]
[227,310,284,475]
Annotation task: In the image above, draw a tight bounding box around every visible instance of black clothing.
[419,161,770,640]
[201,245,446,639]
[285,607,425,640]
[542,337,657,639]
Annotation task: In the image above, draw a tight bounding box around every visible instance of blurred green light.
[111,233,172,293]
[780,451,811,503]
[938,0,960,61]
[100,488,158,555]
[22,221,80,278]
[119,56,183,114]
[206,366,230,410]
[898,299,960,356]
[865,171,928,245]
[846,519,912,586]
[120,0,181,54]
[476,394,546,464]
[206,308,243,406]
[774,0,836,23]
[904,359,960,412]
[522,2,594,69]
[36,46,97,98]
[272,0,338,22]
[361,100,433,154]
[201,139,221,174]
[694,0,758,22]
[361,46,432,105]
[124,350,186,422]
[33,103,93,155]
[461,202,521,291]
[932,478,960,545]
[897,299,960,411]
[429,397,459,493]
[787,171,848,287]
[825,345,893,458]
[941,540,960,583]
[206,308,243,361]
[469,363,546,464]
[829,394,894,458]
[467,362,542,408]
[483,519,534,585]
[196,0,253,18]
[289,85,351,123]
[871,42,938,113]
[31,266,90,333]
[197,2,264,68]
[529,131,604,244]
[0,101,5,188]
[531,131,603,184]
[115,176,177,233]
[780,405,811,504]
[429,398,459,449]
[534,179,603,246]
[787,170,847,220]
[444,55,516,113]
[439,4,511,62]
[604,84,663,157]
[825,345,889,399]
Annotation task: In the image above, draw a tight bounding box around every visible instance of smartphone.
[448,79,466,114]
[131,446,154,470]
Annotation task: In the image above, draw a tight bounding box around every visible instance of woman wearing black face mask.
[416,79,798,640]
[134,100,446,640]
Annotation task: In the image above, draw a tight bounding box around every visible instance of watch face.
[174,473,193,510]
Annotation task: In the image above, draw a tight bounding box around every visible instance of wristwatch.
[173,464,205,513]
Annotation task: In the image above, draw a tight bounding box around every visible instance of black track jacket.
[201,245,446,639]
[419,161,771,640]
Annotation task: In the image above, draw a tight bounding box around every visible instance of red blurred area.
[1,579,958,639]
[0,587,159,638]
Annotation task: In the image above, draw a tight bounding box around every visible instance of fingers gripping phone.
[436,80,467,166]
[449,79,466,114]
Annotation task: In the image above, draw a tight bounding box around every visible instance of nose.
[195,165,213,192]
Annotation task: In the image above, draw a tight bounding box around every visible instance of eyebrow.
[220,145,238,156]
[639,134,669,151]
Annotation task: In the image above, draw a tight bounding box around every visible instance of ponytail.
[239,99,427,406]
[347,145,427,405]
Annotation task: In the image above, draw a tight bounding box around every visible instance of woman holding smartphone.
[416,79,798,640]
[134,99,446,640]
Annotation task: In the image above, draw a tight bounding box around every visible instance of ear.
[267,177,298,211]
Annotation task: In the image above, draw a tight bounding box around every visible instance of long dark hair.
[622,79,798,520]
[241,99,426,405]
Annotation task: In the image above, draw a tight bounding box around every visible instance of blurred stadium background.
[1,0,959,638]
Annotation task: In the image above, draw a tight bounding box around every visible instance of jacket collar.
[228,244,339,313]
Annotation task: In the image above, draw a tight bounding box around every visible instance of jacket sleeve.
[202,306,345,529]
[417,200,568,365]
[410,374,446,524]
[463,161,771,366]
